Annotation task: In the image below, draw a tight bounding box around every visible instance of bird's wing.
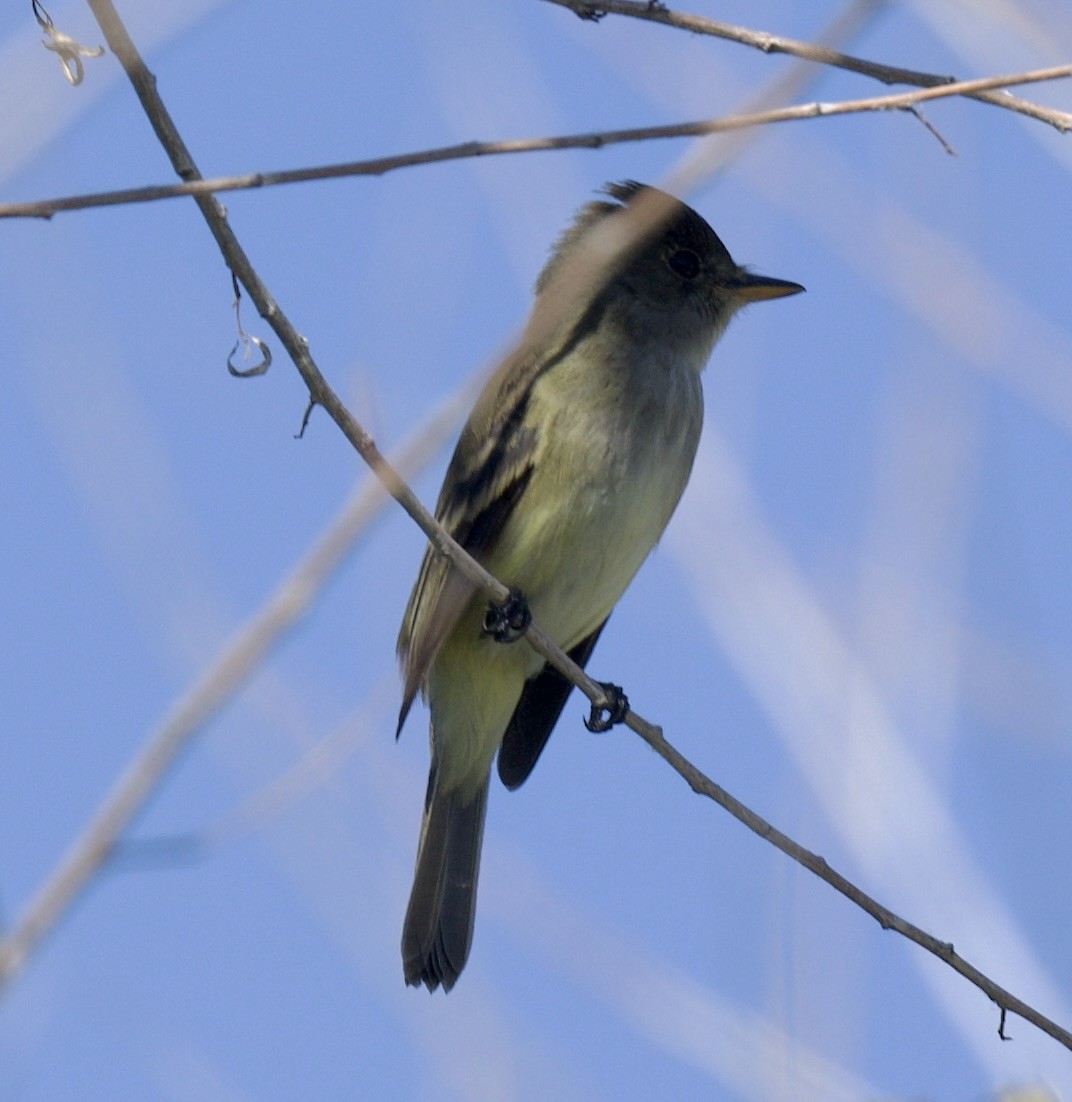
[395,285,613,735]
[395,346,545,735]
[496,618,608,790]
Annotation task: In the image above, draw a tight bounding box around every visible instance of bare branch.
[630,719,1072,1052]
[906,106,959,156]
[110,685,394,870]
[2,62,1070,222]
[9,0,1063,1054]
[543,0,1072,132]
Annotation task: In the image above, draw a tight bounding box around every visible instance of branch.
[543,0,1072,132]
[632,723,1072,1051]
[110,683,395,871]
[2,62,1070,221]
[13,0,1063,1054]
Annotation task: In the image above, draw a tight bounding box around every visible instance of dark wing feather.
[496,618,608,790]
[396,347,544,734]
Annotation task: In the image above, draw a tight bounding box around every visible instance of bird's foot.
[483,588,532,643]
[585,682,630,732]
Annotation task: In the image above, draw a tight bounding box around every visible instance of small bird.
[396,181,803,991]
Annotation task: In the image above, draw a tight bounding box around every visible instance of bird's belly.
[428,452,689,794]
[488,438,692,650]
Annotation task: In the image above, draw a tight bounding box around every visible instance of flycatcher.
[397,181,803,991]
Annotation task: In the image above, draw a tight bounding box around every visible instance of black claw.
[483,588,532,643]
[585,682,629,732]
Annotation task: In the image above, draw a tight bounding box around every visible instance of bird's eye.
[667,248,701,280]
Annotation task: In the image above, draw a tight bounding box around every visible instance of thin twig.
[907,105,958,156]
[2,61,1071,221]
[631,723,1072,1051]
[109,683,394,871]
[543,0,1072,132]
[10,0,1066,1055]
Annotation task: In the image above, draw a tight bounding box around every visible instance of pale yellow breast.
[485,346,703,651]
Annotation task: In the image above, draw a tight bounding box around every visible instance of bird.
[396,181,803,991]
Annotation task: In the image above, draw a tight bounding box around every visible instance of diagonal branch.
[543,0,1072,132]
[7,0,1065,1055]
[2,62,1070,222]
[635,722,1072,1051]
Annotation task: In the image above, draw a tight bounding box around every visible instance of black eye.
[667,248,701,280]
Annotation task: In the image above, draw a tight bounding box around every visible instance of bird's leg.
[483,588,532,643]
[585,683,630,732]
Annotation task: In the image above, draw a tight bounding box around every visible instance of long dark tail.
[402,763,490,992]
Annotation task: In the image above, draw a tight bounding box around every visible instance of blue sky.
[2,1,1072,1099]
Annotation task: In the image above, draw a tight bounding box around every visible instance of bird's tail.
[402,763,489,992]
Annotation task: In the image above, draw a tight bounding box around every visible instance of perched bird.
[396,181,803,991]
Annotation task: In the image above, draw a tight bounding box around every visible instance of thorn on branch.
[296,396,317,439]
[585,682,629,732]
[905,105,958,156]
[483,588,532,643]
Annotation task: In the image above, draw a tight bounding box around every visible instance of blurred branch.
[6,0,1063,1055]
[544,0,1072,132]
[2,62,1070,221]
[0,375,471,990]
[110,684,393,872]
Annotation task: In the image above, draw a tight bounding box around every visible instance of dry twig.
[543,0,1072,132]
[2,62,1070,221]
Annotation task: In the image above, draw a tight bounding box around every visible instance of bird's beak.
[729,270,805,303]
